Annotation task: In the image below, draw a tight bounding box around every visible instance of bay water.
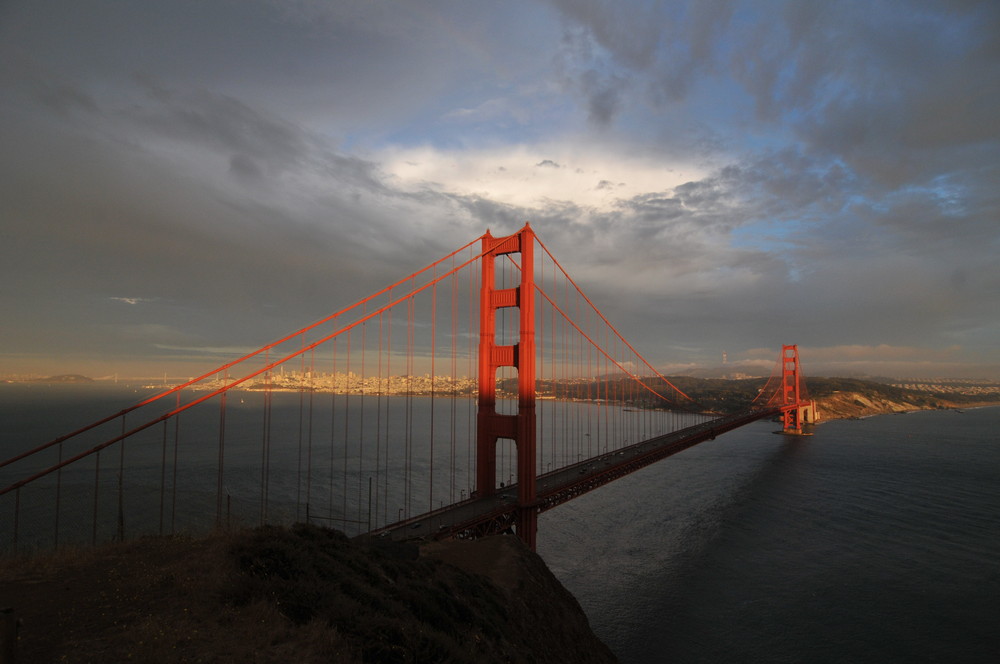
[3,384,998,662]
[539,406,1000,663]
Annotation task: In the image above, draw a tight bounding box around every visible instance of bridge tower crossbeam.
[476,224,537,549]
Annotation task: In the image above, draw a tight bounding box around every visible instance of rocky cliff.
[814,390,946,419]
[812,386,997,420]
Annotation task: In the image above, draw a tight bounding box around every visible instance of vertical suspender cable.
[92,448,100,545]
[358,306,367,529]
[343,329,351,523]
[171,393,180,534]
[575,288,582,455]
[375,310,383,530]
[450,266,458,503]
[55,440,63,547]
[587,305,593,457]
[383,296,392,525]
[328,338,337,523]
[159,420,167,535]
[308,349,316,518]
[405,297,411,519]
[13,489,19,552]
[405,286,414,518]
[537,252,545,470]
[468,251,476,493]
[429,279,436,510]
[262,349,272,526]
[117,416,126,541]
[217,386,227,529]
[553,257,558,465]
[296,336,306,521]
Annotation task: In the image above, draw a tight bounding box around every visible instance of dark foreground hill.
[0,524,617,663]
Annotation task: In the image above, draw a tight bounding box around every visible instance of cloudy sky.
[1,0,998,380]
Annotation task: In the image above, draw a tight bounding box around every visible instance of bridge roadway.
[365,407,781,544]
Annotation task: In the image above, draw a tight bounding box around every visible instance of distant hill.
[666,375,1000,419]
[29,374,94,383]
[519,373,999,418]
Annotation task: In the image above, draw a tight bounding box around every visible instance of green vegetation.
[227,525,510,662]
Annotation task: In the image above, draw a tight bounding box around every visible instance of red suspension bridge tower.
[477,224,538,549]
[780,344,817,434]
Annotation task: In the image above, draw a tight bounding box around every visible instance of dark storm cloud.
[124,83,309,175]
[774,4,1000,189]
[580,69,626,126]
[548,0,664,69]
[229,154,264,182]
[549,0,1000,186]
[619,194,686,226]
[549,0,737,108]
[0,52,99,117]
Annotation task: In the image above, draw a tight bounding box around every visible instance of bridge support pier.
[797,401,818,425]
[477,224,537,550]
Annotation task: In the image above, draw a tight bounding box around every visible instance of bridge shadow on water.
[539,422,814,663]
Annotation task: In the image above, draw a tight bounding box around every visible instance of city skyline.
[2,1,998,380]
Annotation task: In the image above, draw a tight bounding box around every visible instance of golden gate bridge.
[0,224,814,553]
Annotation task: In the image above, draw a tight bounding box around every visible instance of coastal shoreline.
[813,392,1000,421]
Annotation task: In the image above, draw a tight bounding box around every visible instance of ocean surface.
[2,384,998,662]
[539,406,1000,663]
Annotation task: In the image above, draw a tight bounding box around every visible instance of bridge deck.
[366,408,781,544]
